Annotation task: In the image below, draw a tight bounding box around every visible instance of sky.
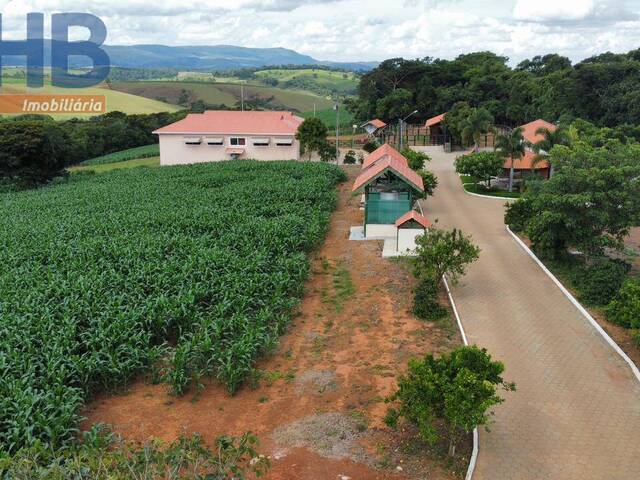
[1,0,640,64]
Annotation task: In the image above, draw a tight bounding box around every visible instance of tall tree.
[495,127,526,192]
[461,108,494,151]
[295,117,329,161]
[532,126,570,176]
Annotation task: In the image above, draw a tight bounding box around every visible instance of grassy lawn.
[459,176,520,199]
[80,144,160,166]
[70,156,160,173]
[302,108,355,129]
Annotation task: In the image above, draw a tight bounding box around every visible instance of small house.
[153,110,304,166]
[395,210,431,253]
[361,119,387,137]
[352,144,425,239]
[502,119,557,180]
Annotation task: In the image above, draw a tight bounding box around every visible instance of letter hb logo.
[0,13,110,88]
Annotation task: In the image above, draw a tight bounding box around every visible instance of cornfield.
[0,161,346,453]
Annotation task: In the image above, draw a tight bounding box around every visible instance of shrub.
[504,198,535,233]
[570,259,630,305]
[605,280,640,329]
[454,151,503,187]
[414,228,480,285]
[362,140,378,153]
[634,330,640,350]
[385,346,515,457]
[401,148,431,171]
[412,278,448,321]
[343,149,357,164]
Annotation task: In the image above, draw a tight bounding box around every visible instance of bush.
[454,151,503,187]
[570,259,630,305]
[605,280,640,328]
[362,141,378,153]
[385,346,515,457]
[412,278,448,321]
[504,199,535,233]
[343,149,357,164]
[401,148,431,171]
[634,331,640,350]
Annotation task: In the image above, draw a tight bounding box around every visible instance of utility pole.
[335,101,340,165]
[241,85,244,111]
[399,110,419,151]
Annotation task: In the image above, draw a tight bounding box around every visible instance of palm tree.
[495,127,526,192]
[461,108,494,152]
[531,126,570,177]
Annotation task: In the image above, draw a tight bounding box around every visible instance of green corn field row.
[0,161,346,454]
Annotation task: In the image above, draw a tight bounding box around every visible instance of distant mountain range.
[3,42,378,72]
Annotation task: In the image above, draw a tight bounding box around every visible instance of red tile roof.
[519,119,557,144]
[395,210,431,229]
[425,113,446,128]
[352,156,424,193]
[153,110,304,135]
[362,143,408,169]
[362,119,387,129]
[504,150,549,170]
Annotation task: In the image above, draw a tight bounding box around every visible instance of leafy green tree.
[495,127,526,192]
[319,141,338,163]
[401,148,431,170]
[461,108,494,151]
[442,102,472,146]
[606,280,640,329]
[455,151,503,188]
[532,125,570,175]
[413,227,480,285]
[385,346,515,457]
[376,88,414,120]
[419,170,438,197]
[295,117,329,161]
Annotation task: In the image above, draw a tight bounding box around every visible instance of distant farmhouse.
[505,119,557,180]
[361,118,387,137]
[153,111,304,165]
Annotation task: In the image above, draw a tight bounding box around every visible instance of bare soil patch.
[82,166,465,479]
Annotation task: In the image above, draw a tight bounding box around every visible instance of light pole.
[334,101,340,164]
[399,109,418,151]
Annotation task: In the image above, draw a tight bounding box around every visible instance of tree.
[454,151,503,188]
[419,170,438,197]
[461,108,494,151]
[532,125,570,176]
[495,127,526,192]
[413,227,480,285]
[295,117,329,161]
[318,141,337,163]
[385,346,515,457]
[401,148,431,170]
[343,149,357,164]
[504,141,640,258]
[376,88,414,120]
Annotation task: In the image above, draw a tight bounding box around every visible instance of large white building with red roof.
[153,110,304,165]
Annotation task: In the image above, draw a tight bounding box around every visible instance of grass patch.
[80,144,159,166]
[331,264,356,312]
[459,176,520,198]
[70,156,160,174]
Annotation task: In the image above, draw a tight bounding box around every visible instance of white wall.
[158,135,300,166]
[365,224,397,239]
[398,228,425,253]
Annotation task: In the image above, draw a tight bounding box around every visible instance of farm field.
[302,107,356,129]
[83,167,467,479]
[255,68,359,95]
[110,81,334,113]
[71,156,160,173]
[0,79,180,117]
[79,144,160,166]
[0,161,345,454]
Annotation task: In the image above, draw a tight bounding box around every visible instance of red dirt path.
[82,166,464,479]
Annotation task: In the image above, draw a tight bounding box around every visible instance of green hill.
[255,68,359,96]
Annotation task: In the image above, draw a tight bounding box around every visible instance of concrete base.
[350,226,417,258]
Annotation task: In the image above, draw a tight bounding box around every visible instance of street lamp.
[399,110,418,151]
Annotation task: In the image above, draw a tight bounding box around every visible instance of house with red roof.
[352,144,428,248]
[502,119,557,180]
[153,110,304,165]
[361,119,387,136]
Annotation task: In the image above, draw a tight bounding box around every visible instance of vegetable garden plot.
[0,161,346,453]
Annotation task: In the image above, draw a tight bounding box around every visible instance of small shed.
[361,119,387,136]
[425,113,447,137]
[395,210,431,253]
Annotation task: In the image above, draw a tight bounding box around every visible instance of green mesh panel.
[366,195,412,224]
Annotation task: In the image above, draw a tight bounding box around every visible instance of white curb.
[461,183,518,201]
[506,226,640,383]
[443,276,479,480]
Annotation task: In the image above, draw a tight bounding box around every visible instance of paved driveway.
[419,147,640,480]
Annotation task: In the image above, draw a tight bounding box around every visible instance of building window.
[206,137,223,146]
[230,137,246,146]
[276,138,294,146]
[252,137,270,146]
[184,137,202,145]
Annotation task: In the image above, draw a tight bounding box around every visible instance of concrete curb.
[443,276,479,480]
[461,183,518,202]
[506,226,640,383]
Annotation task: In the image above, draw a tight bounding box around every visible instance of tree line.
[0,111,186,187]
[347,49,640,129]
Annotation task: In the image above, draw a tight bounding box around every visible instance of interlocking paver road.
[419,147,640,480]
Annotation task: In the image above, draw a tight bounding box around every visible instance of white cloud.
[513,0,595,21]
[0,0,639,63]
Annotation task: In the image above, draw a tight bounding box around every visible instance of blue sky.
[1,0,639,63]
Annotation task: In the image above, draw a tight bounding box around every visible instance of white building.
[153,110,304,166]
